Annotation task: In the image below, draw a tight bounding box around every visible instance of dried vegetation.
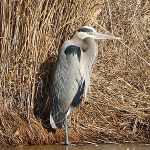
[0,0,150,147]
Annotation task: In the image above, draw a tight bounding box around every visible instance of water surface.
[1,144,150,150]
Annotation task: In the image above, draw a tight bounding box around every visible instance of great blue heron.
[50,26,119,145]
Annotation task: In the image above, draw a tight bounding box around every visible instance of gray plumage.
[50,26,120,145]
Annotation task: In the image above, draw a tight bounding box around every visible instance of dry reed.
[0,0,150,147]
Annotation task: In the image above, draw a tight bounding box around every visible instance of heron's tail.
[50,105,67,129]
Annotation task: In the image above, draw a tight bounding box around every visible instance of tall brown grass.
[0,0,150,147]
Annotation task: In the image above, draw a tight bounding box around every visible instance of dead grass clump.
[0,0,150,147]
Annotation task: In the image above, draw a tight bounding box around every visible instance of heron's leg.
[64,114,70,145]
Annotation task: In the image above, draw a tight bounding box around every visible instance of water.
[1,144,150,150]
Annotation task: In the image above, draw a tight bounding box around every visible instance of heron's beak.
[92,32,120,40]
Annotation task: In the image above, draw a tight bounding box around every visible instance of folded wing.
[51,45,85,128]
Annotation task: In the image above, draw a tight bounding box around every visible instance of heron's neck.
[72,34,81,40]
[71,34,83,46]
[82,38,96,51]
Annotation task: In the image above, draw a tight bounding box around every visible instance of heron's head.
[75,26,120,40]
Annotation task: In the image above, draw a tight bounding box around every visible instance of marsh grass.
[0,0,150,147]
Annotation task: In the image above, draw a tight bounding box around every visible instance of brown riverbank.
[0,0,150,147]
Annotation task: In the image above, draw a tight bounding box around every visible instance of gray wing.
[51,45,84,128]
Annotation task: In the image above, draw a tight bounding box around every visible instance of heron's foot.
[65,140,70,145]
[65,142,77,146]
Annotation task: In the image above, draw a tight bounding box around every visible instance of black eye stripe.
[77,28,93,33]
